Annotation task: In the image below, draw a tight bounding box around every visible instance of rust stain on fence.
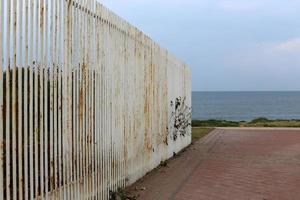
[0,0,191,199]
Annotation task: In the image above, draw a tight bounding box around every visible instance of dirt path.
[126,128,300,200]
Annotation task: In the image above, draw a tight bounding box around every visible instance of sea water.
[192,91,300,121]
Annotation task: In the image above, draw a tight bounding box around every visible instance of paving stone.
[126,129,300,200]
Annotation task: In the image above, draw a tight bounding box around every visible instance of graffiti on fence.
[169,96,192,142]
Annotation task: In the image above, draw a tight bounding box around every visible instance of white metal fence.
[0,0,191,199]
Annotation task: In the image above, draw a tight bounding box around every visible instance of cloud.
[218,0,263,12]
[224,38,300,74]
[217,0,300,15]
[275,38,300,52]
[99,0,208,9]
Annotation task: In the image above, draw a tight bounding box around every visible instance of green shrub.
[192,119,239,127]
[249,117,271,124]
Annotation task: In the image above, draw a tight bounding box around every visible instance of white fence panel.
[0,0,191,199]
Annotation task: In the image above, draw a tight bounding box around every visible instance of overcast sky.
[100,0,300,91]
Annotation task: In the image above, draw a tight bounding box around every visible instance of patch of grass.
[192,118,300,128]
[109,188,138,200]
[192,128,214,141]
[245,119,300,127]
[249,117,271,124]
[159,160,168,167]
[192,119,240,127]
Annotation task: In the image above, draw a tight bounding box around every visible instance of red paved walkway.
[127,128,300,200]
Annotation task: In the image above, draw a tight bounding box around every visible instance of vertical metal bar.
[68,1,73,197]
[49,0,56,197]
[54,0,59,196]
[82,3,86,197]
[111,13,114,193]
[87,1,91,196]
[92,71,95,198]
[75,1,81,195]
[74,1,81,199]
[49,0,56,196]
[5,0,12,199]
[113,16,116,193]
[54,16,59,195]
[62,0,67,197]
[102,8,109,199]
[33,0,40,197]
[85,38,89,199]
[120,20,124,190]
[89,70,92,198]
[57,0,62,197]
[44,0,49,196]
[119,18,122,189]
[29,0,35,198]
[75,2,80,198]
[63,0,72,198]
[79,2,83,197]
[99,6,103,198]
[91,4,96,197]
[103,9,106,199]
[0,0,4,198]
[107,11,111,195]
[104,9,108,198]
[115,18,118,191]
[95,67,99,199]
[39,0,45,197]
[102,13,106,198]
[82,1,86,196]
[78,0,84,197]
[90,3,95,198]
[85,3,89,196]
[120,20,123,190]
[95,6,100,198]
[71,1,77,199]
[108,13,111,196]
[118,17,122,190]
[80,3,83,198]
[17,0,24,198]
[100,9,104,198]
[122,21,125,190]
[78,0,83,196]
[11,0,18,198]
[102,10,106,199]
[96,36,99,196]
[70,12,74,197]
[23,0,29,199]
[111,14,115,193]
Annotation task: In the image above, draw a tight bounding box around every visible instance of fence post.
[0,0,3,197]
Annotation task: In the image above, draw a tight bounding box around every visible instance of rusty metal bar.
[49,0,55,196]
[29,0,35,198]
[43,0,49,196]
[0,0,3,198]
[33,0,39,197]
[39,0,45,197]
[17,0,23,198]
[12,0,18,198]
[5,1,12,199]
[72,2,76,196]
[23,0,29,198]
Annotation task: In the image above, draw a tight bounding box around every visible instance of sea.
[192,91,300,121]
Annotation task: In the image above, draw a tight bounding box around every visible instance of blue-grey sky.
[100,0,300,91]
